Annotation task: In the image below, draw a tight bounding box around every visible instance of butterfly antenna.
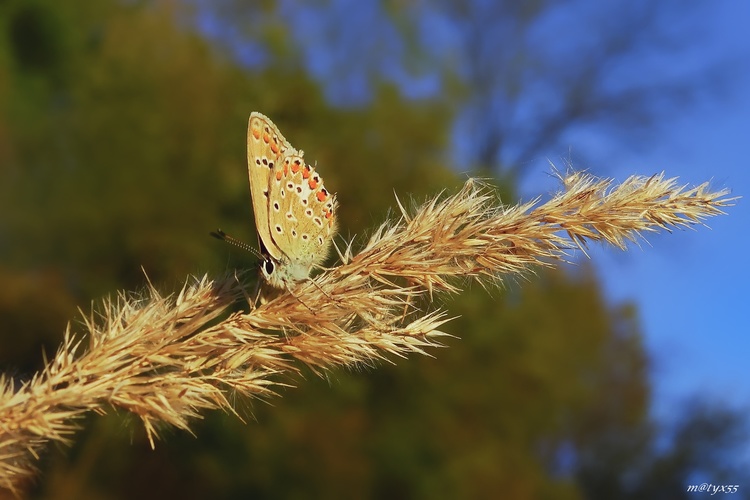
[211,229,261,258]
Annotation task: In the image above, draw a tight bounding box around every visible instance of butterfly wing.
[268,154,338,278]
[247,112,296,260]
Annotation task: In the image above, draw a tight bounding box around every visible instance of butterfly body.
[247,113,337,289]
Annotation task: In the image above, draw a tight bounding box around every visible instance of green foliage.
[0,0,457,371]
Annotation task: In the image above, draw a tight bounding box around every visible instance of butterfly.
[244,112,337,289]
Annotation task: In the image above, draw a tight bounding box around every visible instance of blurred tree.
[0,0,461,369]
[198,0,727,178]
[415,0,726,179]
[574,401,748,500]
[0,0,245,369]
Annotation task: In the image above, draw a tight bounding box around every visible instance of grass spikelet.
[0,172,735,492]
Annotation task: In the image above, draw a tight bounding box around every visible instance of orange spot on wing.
[325,209,333,219]
[308,178,318,189]
[316,190,327,202]
[302,166,311,179]
[291,161,301,173]
[275,170,283,181]
[270,141,279,154]
[263,132,270,144]
[284,162,289,176]
[252,127,261,140]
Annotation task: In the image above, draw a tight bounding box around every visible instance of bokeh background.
[1,0,748,498]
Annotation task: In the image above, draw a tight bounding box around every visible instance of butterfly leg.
[251,278,264,308]
[284,283,316,314]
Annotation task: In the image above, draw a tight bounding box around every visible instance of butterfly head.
[258,254,313,289]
